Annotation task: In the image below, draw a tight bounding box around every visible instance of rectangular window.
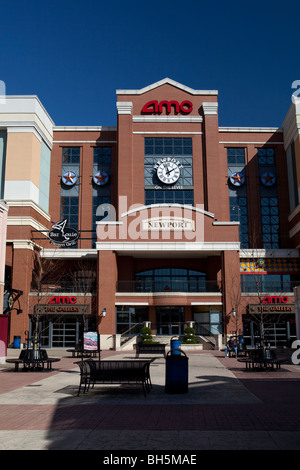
[92,147,112,247]
[258,148,279,249]
[115,306,148,335]
[60,196,79,230]
[62,147,80,164]
[145,137,193,205]
[60,148,80,245]
[227,148,249,248]
[145,189,193,205]
[240,274,291,293]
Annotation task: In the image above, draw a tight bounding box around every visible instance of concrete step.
[120,334,213,351]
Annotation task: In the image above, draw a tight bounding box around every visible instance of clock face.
[156,161,180,185]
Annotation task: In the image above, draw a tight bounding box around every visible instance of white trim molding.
[219,141,284,145]
[0,96,54,149]
[7,240,41,251]
[202,102,218,115]
[213,221,240,226]
[191,301,222,305]
[96,241,240,252]
[53,126,117,132]
[5,200,51,221]
[132,116,203,123]
[115,301,149,306]
[133,131,203,135]
[219,127,282,133]
[116,77,218,96]
[41,248,97,259]
[7,216,48,232]
[116,102,133,115]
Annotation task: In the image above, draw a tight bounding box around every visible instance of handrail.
[120,323,143,345]
[120,323,142,337]
[30,281,96,294]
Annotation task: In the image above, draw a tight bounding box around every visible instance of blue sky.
[0,0,299,127]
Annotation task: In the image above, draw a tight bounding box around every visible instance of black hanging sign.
[47,219,79,247]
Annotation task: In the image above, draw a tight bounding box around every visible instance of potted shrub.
[183,326,199,344]
[141,326,153,343]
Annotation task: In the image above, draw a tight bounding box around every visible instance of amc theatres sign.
[262,296,289,304]
[35,302,89,315]
[49,296,77,304]
[142,100,193,115]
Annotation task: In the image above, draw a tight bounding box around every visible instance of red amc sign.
[262,296,289,304]
[142,100,193,115]
[49,296,77,304]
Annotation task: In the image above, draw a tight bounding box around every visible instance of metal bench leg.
[142,381,147,397]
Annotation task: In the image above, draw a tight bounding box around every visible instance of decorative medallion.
[229,172,245,186]
[93,170,109,185]
[62,171,77,186]
[261,172,276,186]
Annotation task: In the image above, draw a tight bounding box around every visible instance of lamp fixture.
[102,308,107,317]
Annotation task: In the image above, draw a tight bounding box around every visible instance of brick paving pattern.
[0,349,300,450]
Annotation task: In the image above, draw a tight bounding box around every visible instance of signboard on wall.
[142,217,195,232]
[47,219,79,247]
[141,100,193,114]
[48,296,77,304]
[83,332,99,351]
[34,304,89,315]
[249,304,294,314]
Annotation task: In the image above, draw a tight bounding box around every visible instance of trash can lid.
[166,349,187,357]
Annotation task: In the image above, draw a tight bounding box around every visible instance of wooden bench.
[75,359,153,396]
[6,349,60,371]
[135,342,166,358]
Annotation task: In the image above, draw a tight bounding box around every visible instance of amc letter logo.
[142,100,193,115]
[49,296,77,304]
[262,296,289,304]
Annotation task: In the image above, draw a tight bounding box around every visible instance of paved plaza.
[0,348,300,451]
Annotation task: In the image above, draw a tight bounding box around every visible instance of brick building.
[1,79,300,350]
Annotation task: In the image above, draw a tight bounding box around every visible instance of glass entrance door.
[156,306,185,335]
[30,315,92,348]
[242,315,296,347]
[52,316,78,347]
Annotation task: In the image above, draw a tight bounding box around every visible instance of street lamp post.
[231,307,238,356]
[231,308,237,335]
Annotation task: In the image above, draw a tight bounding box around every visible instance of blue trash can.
[165,349,189,394]
[170,336,181,355]
[13,336,21,349]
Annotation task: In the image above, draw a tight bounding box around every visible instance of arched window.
[134,268,207,292]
